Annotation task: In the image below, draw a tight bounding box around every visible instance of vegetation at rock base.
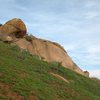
[0,41,100,100]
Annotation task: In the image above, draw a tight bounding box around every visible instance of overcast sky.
[0,0,100,79]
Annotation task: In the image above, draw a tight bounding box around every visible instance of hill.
[0,18,89,76]
[0,41,100,100]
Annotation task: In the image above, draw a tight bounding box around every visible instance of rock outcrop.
[15,37,88,76]
[0,18,26,42]
[0,18,89,77]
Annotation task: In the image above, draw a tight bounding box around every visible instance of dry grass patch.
[50,72,69,83]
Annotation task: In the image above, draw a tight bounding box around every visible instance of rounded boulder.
[0,18,27,42]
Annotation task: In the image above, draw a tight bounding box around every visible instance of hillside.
[0,18,89,76]
[0,41,100,100]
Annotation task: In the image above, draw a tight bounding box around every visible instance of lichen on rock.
[0,18,27,42]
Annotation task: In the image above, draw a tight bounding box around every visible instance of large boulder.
[0,18,26,42]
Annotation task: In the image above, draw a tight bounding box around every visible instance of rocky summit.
[0,18,89,77]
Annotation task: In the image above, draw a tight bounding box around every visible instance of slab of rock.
[15,37,88,76]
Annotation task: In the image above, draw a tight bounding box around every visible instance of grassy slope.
[0,41,100,100]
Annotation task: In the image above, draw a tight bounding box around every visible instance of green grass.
[0,41,100,100]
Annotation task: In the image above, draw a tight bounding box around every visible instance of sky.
[0,0,100,79]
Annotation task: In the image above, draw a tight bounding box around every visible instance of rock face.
[0,18,89,77]
[15,37,88,76]
[0,18,26,42]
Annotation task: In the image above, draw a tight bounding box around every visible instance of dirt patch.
[18,71,26,78]
[0,82,24,100]
[28,95,37,100]
[50,72,69,83]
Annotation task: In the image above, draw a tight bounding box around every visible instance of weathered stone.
[5,18,27,38]
[15,37,87,76]
[0,32,13,42]
[0,18,27,42]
